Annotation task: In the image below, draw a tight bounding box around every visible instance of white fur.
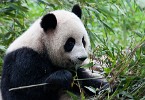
[7,10,90,68]
[6,18,44,53]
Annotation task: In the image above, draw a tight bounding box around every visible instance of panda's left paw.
[46,70,73,90]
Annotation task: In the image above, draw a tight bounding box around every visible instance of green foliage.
[0,0,145,99]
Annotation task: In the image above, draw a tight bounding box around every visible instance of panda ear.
[40,13,57,32]
[72,4,82,19]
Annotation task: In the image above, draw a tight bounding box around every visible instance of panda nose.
[78,57,87,61]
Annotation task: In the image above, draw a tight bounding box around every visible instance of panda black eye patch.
[82,37,86,47]
[64,37,75,52]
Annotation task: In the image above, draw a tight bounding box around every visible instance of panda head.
[40,5,90,69]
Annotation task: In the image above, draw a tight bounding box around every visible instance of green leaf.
[120,91,133,99]
[140,96,145,100]
[0,45,6,51]
[81,62,93,68]
[67,91,79,100]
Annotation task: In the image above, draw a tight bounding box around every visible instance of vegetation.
[0,0,145,99]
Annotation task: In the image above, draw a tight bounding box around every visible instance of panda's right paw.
[46,70,73,90]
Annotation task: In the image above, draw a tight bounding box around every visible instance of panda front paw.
[46,70,73,90]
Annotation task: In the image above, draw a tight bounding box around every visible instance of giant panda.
[1,5,108,100]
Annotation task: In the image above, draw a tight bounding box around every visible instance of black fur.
[40,13,57,32]
[1,48,72,100]
[72,4,82,19]
[82,37,86,47]
[1,47,108,100]
[64,37,75,52]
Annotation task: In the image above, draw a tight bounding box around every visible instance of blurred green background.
[0,0,145,99]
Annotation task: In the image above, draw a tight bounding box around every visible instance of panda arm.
[8,48,52,86]
[2,47,73,99]
[2,48,56,98]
